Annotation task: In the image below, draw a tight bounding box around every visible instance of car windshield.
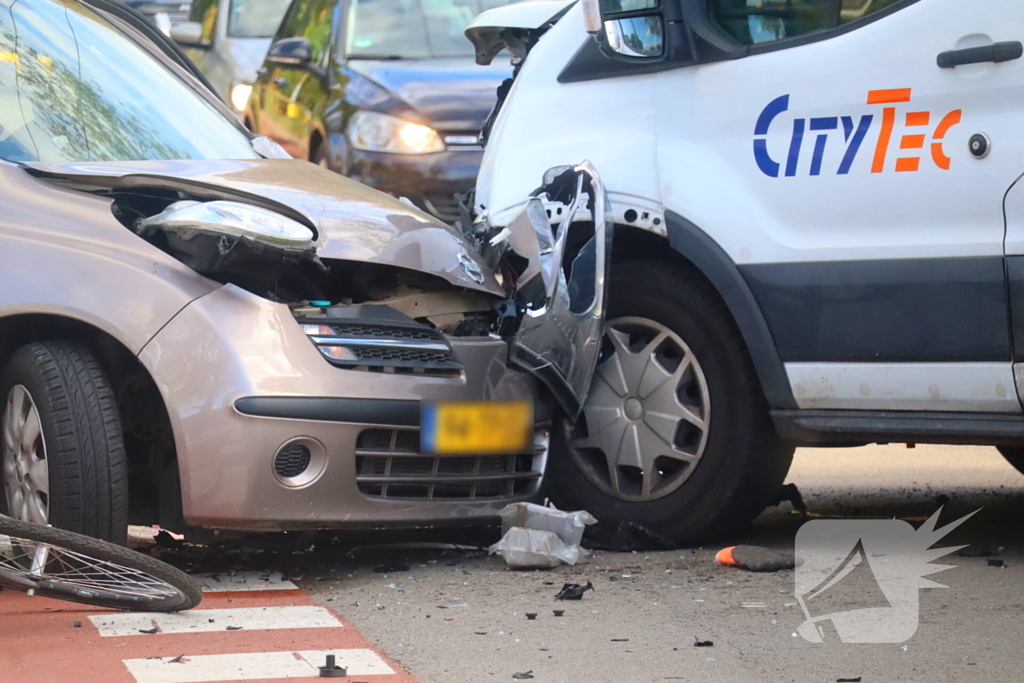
[228,0,292,38]
[0,0,257,164]
[346,0,516,59]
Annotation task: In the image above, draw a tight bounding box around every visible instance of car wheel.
[310,143,331,170]
[996,446,1024,476]
[0,341,128,544]
[547,259,794,545]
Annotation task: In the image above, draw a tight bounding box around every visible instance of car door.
[654,0,1024,412]
[258,0,337,158]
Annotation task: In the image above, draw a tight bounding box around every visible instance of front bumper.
[347,147,482,222]
[139,286,548,531]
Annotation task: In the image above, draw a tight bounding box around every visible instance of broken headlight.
[347,111,445,154]
[137,200,315,249]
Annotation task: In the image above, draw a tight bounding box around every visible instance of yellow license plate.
[422,401,533,455]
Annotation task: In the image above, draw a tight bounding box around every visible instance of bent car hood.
[24,158,502,295]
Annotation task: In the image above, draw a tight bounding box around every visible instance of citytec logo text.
[753,89,962,178]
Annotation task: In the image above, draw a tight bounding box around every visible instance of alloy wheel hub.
[567,317,711,502]
[1,385,49,524]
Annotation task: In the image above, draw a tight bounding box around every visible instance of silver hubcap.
[567,317,710,501]
[2,386,49,524]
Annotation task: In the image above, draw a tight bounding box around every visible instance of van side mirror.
[170,21,209,49]
[581,0,664,59]
[267,37,314,65]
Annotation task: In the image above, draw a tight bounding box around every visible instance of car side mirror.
[267,37,314,66]
[581,0,666,60]
[170,21,209,49]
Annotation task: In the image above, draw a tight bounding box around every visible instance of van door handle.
[937,41,1023,68]
[273,77,288,88]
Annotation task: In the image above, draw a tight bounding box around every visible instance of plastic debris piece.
[836,678,862,682]
[715,546,796,572]
[693,636,713,648]
[499,502,597,547]
[525,613,538,620]
[490,527,581,569]
[319,654,347,678]
[71,621,82,628]
[553,610,564,617]
[987,559,1006,567]
[554,581,594,601]
[512,672,534,680]
[139,628,159,635]
[168,655,185,664]
[226,626,243,631]
[374,563,410,574]
[610,638,628,642]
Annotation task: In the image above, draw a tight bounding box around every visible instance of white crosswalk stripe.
[89,606,342,637]
[122,649,394,683]
[192,571,298,593]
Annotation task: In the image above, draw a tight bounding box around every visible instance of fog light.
[274,443,311,478]
[272,437,327,487]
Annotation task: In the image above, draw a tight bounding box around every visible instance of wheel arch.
[0,313,183,530]
[613,215,795,410]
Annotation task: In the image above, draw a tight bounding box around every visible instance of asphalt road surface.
[290,444,1024,683]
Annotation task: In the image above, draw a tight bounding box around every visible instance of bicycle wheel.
[0,515,202,612]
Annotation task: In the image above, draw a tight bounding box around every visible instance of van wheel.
[996,446,1024,476]
[547,259,793,545]
[0,341,128,544]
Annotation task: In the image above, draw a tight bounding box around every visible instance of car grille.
[421,195,462,224]
[355,428,545,500]
[300,319,461,375]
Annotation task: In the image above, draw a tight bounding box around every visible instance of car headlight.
[136,200,315,251]
[230,83,253,112]
[347,111,445,154]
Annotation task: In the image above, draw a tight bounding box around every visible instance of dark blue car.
[247,0,514,222]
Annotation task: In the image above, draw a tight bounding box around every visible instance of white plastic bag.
[488,527,580,569]
[489,502,598,569]
[498,502,598,548]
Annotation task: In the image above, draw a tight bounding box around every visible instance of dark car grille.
[355,428,544,500]
[421,195,462,224]
[300,318,461,375]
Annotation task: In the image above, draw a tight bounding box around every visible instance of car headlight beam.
[347,111,445,154]
[230,83,253,112]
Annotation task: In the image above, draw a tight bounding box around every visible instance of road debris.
[490,503,597,569]
[226,626,243,631]
[987,559,1006,567]
[138,628,159,635]
[512,671,535,680]
[71,621,82,628]
[373,563,410,574]
[836,677,862,682]
[318,654,347,678]
[526,613,538,620]
[693,637,713,648]
[554,581,594,601]
[553,610,564,617]
[610,638,628,642]
[716,546,796,572]
[168,655,185,664]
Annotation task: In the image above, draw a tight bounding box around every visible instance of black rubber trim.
[663,211,795,409]
[236,397,421,426]
[1008,256,1024,363]
[235,396,555,426]
[773,409,1024,447]
[938,41,1023,69]
[740,257,1011,363]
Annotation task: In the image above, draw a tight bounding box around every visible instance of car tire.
[547,259,794,546]
[0,341,128,544]
[310,142,331,171]
[996,446,1024,477]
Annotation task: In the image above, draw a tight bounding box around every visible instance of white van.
[467,0,1024,543]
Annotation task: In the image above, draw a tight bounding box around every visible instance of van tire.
[547,259,793,546]
[996,446,1024,477]
[0,341,128,544]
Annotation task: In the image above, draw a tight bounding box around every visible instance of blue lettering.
[753,95,790,177]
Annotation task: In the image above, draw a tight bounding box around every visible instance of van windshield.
[0,0,257,163]
[346,0,515,59]
[228,0,292,38]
